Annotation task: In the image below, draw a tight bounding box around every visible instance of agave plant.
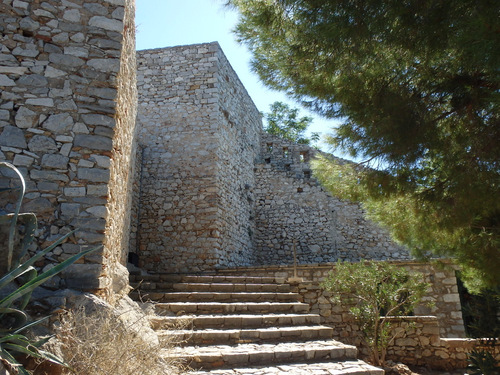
[0,162,99,374]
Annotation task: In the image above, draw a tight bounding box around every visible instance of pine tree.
[229,0,500,290]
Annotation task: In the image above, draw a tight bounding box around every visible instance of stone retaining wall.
[0,0,137,298]
[384,317,500,370]
[215,261,465,338]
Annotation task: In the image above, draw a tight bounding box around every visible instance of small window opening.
[265,157,271,164]
[297,187,303,193]
[283,147,289,158]
[267,143,273,153]
[299,151,309,163]
[304,170,311,179]
[285,164,291,171]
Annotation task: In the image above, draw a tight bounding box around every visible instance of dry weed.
[54,307,187,375]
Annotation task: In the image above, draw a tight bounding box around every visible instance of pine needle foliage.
[228,0,500,291]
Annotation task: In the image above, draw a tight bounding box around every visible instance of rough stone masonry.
[0,0,137,300]
[133,42,411,274]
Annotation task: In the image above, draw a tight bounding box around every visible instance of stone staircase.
[130,274,384,375]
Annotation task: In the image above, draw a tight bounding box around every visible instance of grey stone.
[28,135,58,153]
[13,154,34,167]
[19,17,40,32]
[37,181,59,192]
[91,155,111,168]
[61,264,103,290]
[71,217,106,231]
[52,33,69,44]
[81,114,114,127]
[15,106,38,128]
[89,16,123,32]
[17,74,48,87]
[103,0,125,5]
[44,43,63,54]
[70,32,85,43]
[45,66,66,78]
[41,154,69,169]
[77,168,110,183]
[87,58,120,73]
[25,98,54,107]
[0,54,19,67]
[0,110,9,121]
[42,113,74,134]
[0,67,28,75]
[0,74,16,86]
[86,206,107,219]
[59,143,72,157]
[87,87,117,100]
[33,9,55,18]
[64,186,86,197]
[49,53,85,68]
[63,9,81,22]
[111,7,125,20]
[64,46,89,58]
[22,197,54,215]
[61,203,81,217]
[13,0,29,10]
[74,134,112,151]
[30,169,69,182]
[12,47,39,58]
[0,126,27,148]
[94,126,114,137]
[83,3,108,16]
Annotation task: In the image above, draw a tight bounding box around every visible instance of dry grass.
[54,306,187,375]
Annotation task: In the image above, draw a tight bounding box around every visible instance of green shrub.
[321,260,429,366]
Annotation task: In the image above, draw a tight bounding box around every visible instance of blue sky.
[135,0,341,149]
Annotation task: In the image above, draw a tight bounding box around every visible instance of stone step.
[151,313,321,330]
[133,282,292,293]
[165,340,358,370]
[159,325,334,346]
[130,274,285,284]
[185,360,385,374]
[130,291,302,303]
[155,301,310,315]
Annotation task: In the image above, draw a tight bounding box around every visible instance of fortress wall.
[136,42,260,273]
[213,46,261,268]
[0,0,137,297]
[136,44,222,273]
[255,133,411,266]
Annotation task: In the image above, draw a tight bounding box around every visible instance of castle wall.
[135,43,261,273]
[255,133,411,266]
[0,0,137,298]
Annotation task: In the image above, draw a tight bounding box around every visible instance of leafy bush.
[321,260,429,366]
[0,162,97,374]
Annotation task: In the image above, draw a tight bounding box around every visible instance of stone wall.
[255,133,411,266]
[0,0,137,298]
[215,261,466,338]
[135,43,261,273]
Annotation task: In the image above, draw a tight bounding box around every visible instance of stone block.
[0,126,27,148]
[42,113,74,134]
[74,134,112,151]
[41,154,69,169]
[89,16,123,33]
[15,106,38,128]
[62,263,103,290]
[77,168,110,183]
